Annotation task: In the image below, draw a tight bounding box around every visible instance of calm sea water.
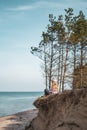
[0,92,43,117]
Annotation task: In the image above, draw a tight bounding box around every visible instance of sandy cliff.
[26,88,87,130]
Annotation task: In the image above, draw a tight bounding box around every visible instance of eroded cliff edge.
[26,88,87,130]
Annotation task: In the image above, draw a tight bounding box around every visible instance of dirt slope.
[26,88,87,130]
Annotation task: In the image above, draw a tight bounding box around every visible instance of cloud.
[6,0,87,12]
[4,1,73,12]
[7,5,33,11]
[1,0,87,11]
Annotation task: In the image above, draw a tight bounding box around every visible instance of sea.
[0,92,43,117]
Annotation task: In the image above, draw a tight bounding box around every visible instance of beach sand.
[0,109,38,130]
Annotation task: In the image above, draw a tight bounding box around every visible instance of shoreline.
[0,109,38,130]
[0,108,36,118]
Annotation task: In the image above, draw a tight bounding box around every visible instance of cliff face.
[26,88,87,130]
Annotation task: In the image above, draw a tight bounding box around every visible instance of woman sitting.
[44,78,59,95]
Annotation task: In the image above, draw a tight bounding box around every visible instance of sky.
[0,0,87,91]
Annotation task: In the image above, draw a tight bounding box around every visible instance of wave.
[4,96,39,101]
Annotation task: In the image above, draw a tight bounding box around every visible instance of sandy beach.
[0,109,38,130]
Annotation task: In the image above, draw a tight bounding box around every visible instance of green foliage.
[31,8,87,90]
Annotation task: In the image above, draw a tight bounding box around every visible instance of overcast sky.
[0,0,87,91]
